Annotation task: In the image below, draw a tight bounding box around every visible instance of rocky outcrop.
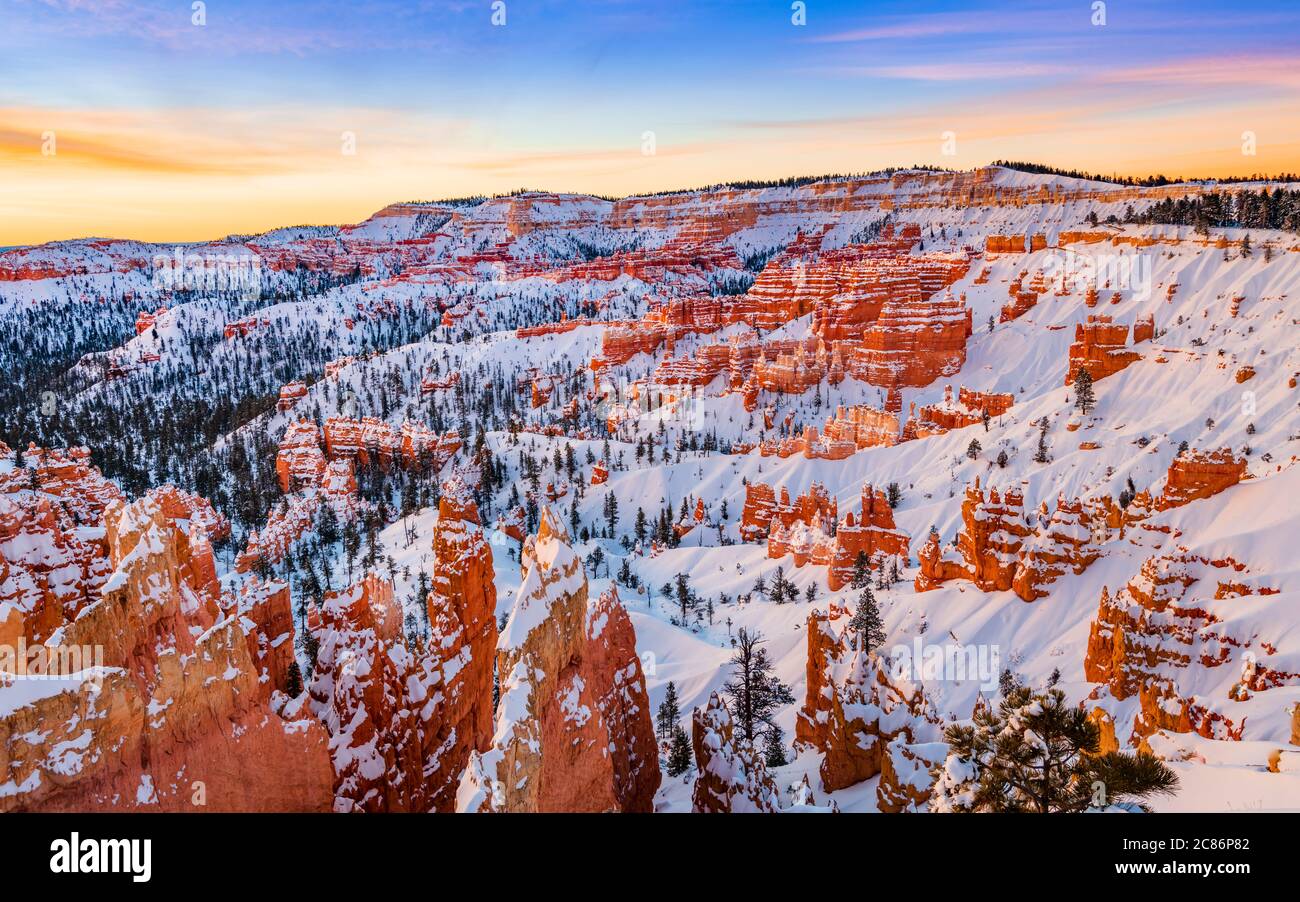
[307,573,429,812]
[847,291,972,389]
[916,478,1102,601]
[1066,314,1141,384]
[305,480,498,812]
[827,485,910,590]
[819,404,900,452]
[1012,496,1102,601]
[902,384,1014,439]
[793,606,943,797]
[423,479,499,811]
[740,482,777,543]
[277,380,308,412]
[745,482,909,590]
[1084,551,1292,745]
[457,508,658,812]
[324,416,461,472]
[582,586,660,812]
[690,692,780,813]
[955,479,1033,592]
[276,420,327,492]
[1,487,333,812]
[1157,449,1247,510]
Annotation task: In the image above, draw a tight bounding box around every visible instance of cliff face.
[424,481,499,811]
[847,291,973,389]
[457,508,658,812]
[0,482,333,812]
[323,416,461,471]
[305,481,498,812]
[307,573,419,812]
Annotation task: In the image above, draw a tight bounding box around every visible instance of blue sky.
[3,0,1298,242]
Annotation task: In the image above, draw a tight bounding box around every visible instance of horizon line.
[8,160,1300,251]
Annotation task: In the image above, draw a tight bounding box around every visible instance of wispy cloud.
[820,62,1074,81]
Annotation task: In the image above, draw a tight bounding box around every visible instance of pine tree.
[1034,417,1050,463]
[849,585,886,653]
[931,686,1179,812]
[886,482,902,508]
[966,438,982,460]
[722,628,795,745]
[1074,367,1096,414]
[656,681,681,740]
[762,725,788,768]
[284,660,303,697]
[850,551,871,589]
[673,572,693,622]
[666,723,693,777]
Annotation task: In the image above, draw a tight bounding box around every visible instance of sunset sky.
[3,0,1298,245]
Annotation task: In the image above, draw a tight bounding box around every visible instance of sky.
[2,0,1298,245]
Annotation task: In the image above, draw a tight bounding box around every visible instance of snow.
[6,166,1300,812]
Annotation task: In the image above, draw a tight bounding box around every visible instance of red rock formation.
[591,321,668,370]
[903,384,1014,439]
[457,508,658,812]
[793,604,851,752]
[690,692,780,813]
[1066,314,1140,384]
[740,482,777,543]
[957,479,1033,592]
[495,505,527,543]
[1000,272,1039,322]
[529,374,561,408]
[419,370,460,394]
[134,307,166,334]
[223,315,269,339]
[582,586,660,812]
[1157,449,1247,511]
[985,234,1029,254]
[753,338,845,396]
[590,460,608,485]
[1012,496,1101,601]
[424,479,499,811]
[793,607,942,794]
[917,478,1105,600]
[323,416,460,472]
[827,485,910,590]
[1133,313,1155,344]
[275,420,327,493]
[238,457,359,573]
[307,573,428,811]
[5,445,124,522]
[1,487,333,812]
[914,527,969,591]
[277,380,308,412]
[820,404,900,451]
[0,495,112,646]
[847,291,972,389]
[1084,552,1292,744]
